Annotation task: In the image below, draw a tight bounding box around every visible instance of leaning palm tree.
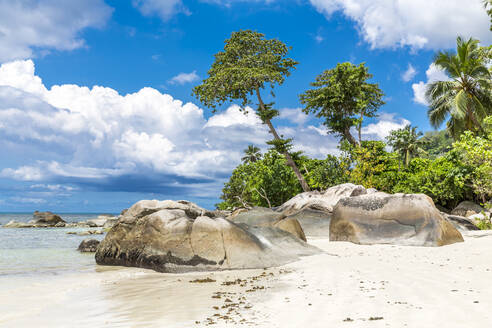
[387,125,424,168]
[241,145,262,163]
[426,37,492,139]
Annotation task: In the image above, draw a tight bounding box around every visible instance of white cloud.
[412,63,451,105]
[0,60,268,183]
[133,0,190,21]
[1,165,44,181]
[205,105,264,128]
[309,0,492,50]
[168,71,200,85]
[10,197,46,204]
[278,108,309,125]
[30,184,77,192]
[0,0,112,62]
[361,113,410,140]
[402,64,417,82]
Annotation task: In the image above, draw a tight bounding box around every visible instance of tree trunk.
[357,111,364,145]
[343,126,358,146]
[255,87,310,192]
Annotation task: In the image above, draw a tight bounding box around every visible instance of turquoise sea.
[0,213,114,277]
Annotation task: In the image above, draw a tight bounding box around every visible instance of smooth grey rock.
[96,200,319,273]
[451,201,485,217]
[443,213,480,231]
[227,207,306,241]
[276,183,369,215]
[330,192,464,247]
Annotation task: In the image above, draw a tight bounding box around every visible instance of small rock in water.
[78,239,100,252]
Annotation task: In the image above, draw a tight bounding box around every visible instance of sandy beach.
[1,230,491,328]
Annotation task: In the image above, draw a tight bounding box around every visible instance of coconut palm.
[241,145,262,163]
[484,0,492,31]
[426,37,492,139]
[386,125,424,168]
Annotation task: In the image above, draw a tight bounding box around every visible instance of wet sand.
[2,231,492,327]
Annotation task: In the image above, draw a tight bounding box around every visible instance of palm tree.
[484,0,492,31]
[241,145,262,163]
[426,37,492,139]
[387,125,424,168]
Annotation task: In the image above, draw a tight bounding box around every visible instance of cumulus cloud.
[0,0,112,62]
[278,108,309,126]
[309,0,492,49]
[133,0,190,21]
[361,113,410,140]
[412,63,450,105]
[0,60,269,188]
[168,71,200,85]
[402,64,417,82]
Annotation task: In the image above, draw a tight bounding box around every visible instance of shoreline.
[2,233,492,327]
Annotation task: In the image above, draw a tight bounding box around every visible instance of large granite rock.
[330,192,464,247]
[451,201,485,217]
[96,200,318,272]
[78,239,100,252]
[31,211,65,226]
[227,207,306,241]
[276,183,373,215]
[284,208,332,237]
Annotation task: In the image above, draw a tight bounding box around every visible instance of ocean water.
[0,213,114,277]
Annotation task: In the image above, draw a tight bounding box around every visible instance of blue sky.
[0,0,490,212]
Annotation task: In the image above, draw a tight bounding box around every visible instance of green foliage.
[476,216,492,230]
[386,125,424,167]
[299,62,385,145]
[485,0,492,31]
[304,155,350,190]
[266,137,294,154]
[192,30,298,110]
[452,116,492,203]
[217,151,302,210]
[420,130,453,158]
[426,37,492,138]
[392,155,473,209]
[348,141,400,192]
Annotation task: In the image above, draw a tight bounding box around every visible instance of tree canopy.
[299,62,385,146]
[192,30,298,111]
[193,29,310,192]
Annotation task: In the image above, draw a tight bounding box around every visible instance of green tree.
[217,151,303,210]
[386,125,424,168]
[349,141,400,192]
[193,30,310,192]
[452,116,492,203]
[393,155,473,209]
[426,37,492,138]
[241,145,262,163]
[304,155,350,190]
[299,62,385,146]
[484,0,492,31]
[419,130,453,158]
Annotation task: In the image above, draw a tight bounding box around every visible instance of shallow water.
[0,213,113,277]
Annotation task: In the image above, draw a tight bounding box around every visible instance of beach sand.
[2,231,492,328]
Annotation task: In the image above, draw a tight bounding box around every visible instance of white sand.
[2,231,492,328]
